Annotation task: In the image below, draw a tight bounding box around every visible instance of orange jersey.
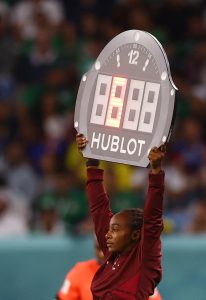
[57,258,162,300]
[149,288,162,300]
[57,259,99,300]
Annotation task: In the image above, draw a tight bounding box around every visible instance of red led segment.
[105,77,127,128]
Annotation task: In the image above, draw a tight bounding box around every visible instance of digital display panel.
[105,76,127,128]
[74,30,177,167]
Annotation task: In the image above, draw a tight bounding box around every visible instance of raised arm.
[142,146,166,285]
[144,145,165,235]
[76,134,113,257]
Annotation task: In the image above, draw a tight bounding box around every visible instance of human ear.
[131,230,140,241]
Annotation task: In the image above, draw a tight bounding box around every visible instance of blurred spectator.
[0,1,9,18]
[189,41,206,101]
[128,6,154,32]
[187,197,206,233]
[14,27,61,84]
[99,19,122,43]
[0,140,39,202]
[0,176,29,237]
[17,119,45,170]
[0,2,16,106]
[171,117,205,173]
[0,100,13,152]
[0,2,17,77]
[155,0,191,42]
[40,90,70,163]
[33,193,65,235]
[164,154,191,211]
[104,165,144,213]
[38,153,58,193]
[163,154,194,232]
[80,13,99,38]
[41,91,67,138]
[63,0,114,25]
[10,0,65,39]
[34,169,88,234]
[76,36,103,77]
[198,146,206,193]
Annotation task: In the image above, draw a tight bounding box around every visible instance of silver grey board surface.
[74,30,178,167]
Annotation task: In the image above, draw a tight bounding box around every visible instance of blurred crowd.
[0,0,206,237]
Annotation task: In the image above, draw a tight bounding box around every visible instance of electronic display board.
[74,30,178,167]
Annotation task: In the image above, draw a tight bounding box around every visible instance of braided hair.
[121,208,144,231]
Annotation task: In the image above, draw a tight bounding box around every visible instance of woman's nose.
[105,230,111,239]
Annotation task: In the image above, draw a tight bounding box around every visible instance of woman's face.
[105,212,140,253]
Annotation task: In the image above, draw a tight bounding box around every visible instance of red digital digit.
[105,76,127,128]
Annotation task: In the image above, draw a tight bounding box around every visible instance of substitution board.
[74,30,177,167]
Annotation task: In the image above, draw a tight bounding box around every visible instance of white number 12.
[128,50,139,65]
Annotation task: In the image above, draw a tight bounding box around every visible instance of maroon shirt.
[86,168,164,300]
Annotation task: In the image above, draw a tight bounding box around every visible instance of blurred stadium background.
[0,0,206,299]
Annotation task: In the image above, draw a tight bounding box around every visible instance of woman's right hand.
[76,133,88,152]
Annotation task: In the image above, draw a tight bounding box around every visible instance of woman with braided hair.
[76,133,165,300]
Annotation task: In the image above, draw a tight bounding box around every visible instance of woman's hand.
[148,144,166,174]
[76,133,99,167]
[76,133,88,152]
